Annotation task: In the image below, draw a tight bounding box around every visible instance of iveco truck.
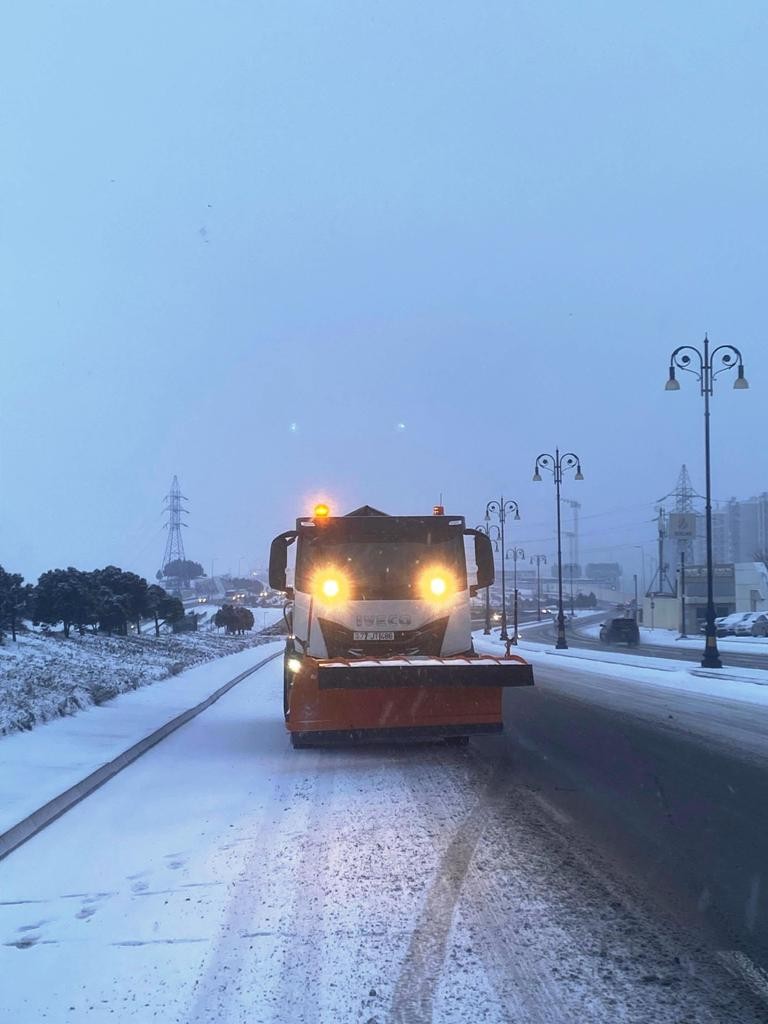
[269,503,534,747]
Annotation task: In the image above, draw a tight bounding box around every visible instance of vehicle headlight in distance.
[287,657,302,673]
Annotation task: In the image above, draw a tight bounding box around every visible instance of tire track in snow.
[391,749,768,1023]
[390,762,501,1023]
[183,749,334,1024]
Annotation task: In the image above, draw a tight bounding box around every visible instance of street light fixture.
[533,448,584,649]
[665,334,748,668]
[506,546,525,644]
[474,523,500,635]
[530,554,547,621]
[485,498,521,642]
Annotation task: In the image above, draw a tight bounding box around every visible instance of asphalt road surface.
[474,646,768,996]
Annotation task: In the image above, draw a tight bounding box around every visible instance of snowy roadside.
[2,653,762,1023]
[474,631,768,706]
[577,621,768,656]
[0,608,285,736]
[0,639,286,839]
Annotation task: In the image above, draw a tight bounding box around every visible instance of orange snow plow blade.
[316,654,533,690]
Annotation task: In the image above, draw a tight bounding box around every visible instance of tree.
[33,568,96,638]
[90,566,150,636]
[235,606,254,634]
[214,604,255,636]
[145,584,184,637]
[214,604,237,634]
[162,560,206,585]
[0,567,31,642]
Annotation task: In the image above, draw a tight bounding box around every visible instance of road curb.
[0,647,283,862]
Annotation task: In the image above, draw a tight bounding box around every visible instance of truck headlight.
[420,567,454,601]
[312,568,349,603]
[429,576,447,597]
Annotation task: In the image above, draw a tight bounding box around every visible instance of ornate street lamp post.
[474,523,500,635]
[506,547,526,645]
[665,335,748,668]
[533,450,583,650]
[530,554,547,621]
[485,498,521,642]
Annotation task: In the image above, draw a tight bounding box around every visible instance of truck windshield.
[296,525,466,600]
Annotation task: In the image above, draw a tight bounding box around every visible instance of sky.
[1,1,766,586]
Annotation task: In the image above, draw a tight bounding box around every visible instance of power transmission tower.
[161,475,188,573]
[658,464,702,567]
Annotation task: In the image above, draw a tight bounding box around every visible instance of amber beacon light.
[314,503,331,519]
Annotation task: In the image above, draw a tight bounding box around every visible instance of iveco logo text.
[356,614,412,627]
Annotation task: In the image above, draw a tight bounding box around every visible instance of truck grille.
[317,617,449,658]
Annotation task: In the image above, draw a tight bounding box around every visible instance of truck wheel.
[291,734,311,749]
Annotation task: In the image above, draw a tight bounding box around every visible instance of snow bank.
[0,609,284,736]
[579,621,768,656]
[475,631,768,708]
[0,641,285,838]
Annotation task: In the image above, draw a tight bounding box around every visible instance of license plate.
[353,631,395,641]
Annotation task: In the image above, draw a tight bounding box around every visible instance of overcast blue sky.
[1,1,765,582]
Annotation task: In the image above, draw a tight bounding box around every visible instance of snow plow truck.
[269,503,534,747]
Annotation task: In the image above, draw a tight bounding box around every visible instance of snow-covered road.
[1,654,764,1023]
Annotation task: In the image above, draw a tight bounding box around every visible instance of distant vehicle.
[711,612,753,636]
[599,617,640,646]
[734,611,768,637]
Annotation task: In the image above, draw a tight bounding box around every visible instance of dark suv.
[599,617,640,646]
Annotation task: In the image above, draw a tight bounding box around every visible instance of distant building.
[643,561,768,632]
[693,494,768,564]
[585,562,622,588]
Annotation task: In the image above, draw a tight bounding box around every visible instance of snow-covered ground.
[0,641,284,839]
[0,609,284,736]
[477,631,768,703]
[578,621,768,656]
[1,652,760,1023]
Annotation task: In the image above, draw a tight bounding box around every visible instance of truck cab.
[270,504,533,746]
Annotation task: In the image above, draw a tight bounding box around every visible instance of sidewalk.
[0,641,285,838]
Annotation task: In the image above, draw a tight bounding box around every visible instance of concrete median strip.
[0,649,282,862]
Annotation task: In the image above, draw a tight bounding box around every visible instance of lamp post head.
[574,466,584,481]
[532,469,542,482]
[734,366,749,389]
[665,366,680,391]
[514,508,521,520]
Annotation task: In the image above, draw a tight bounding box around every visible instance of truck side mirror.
[269,531,297,597]
[464,529,494,594]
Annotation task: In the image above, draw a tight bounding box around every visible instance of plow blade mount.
[317,655,534,691]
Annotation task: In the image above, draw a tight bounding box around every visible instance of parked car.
[599,617,640,646]
[713,612,754,636]
[734,611,768,637]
